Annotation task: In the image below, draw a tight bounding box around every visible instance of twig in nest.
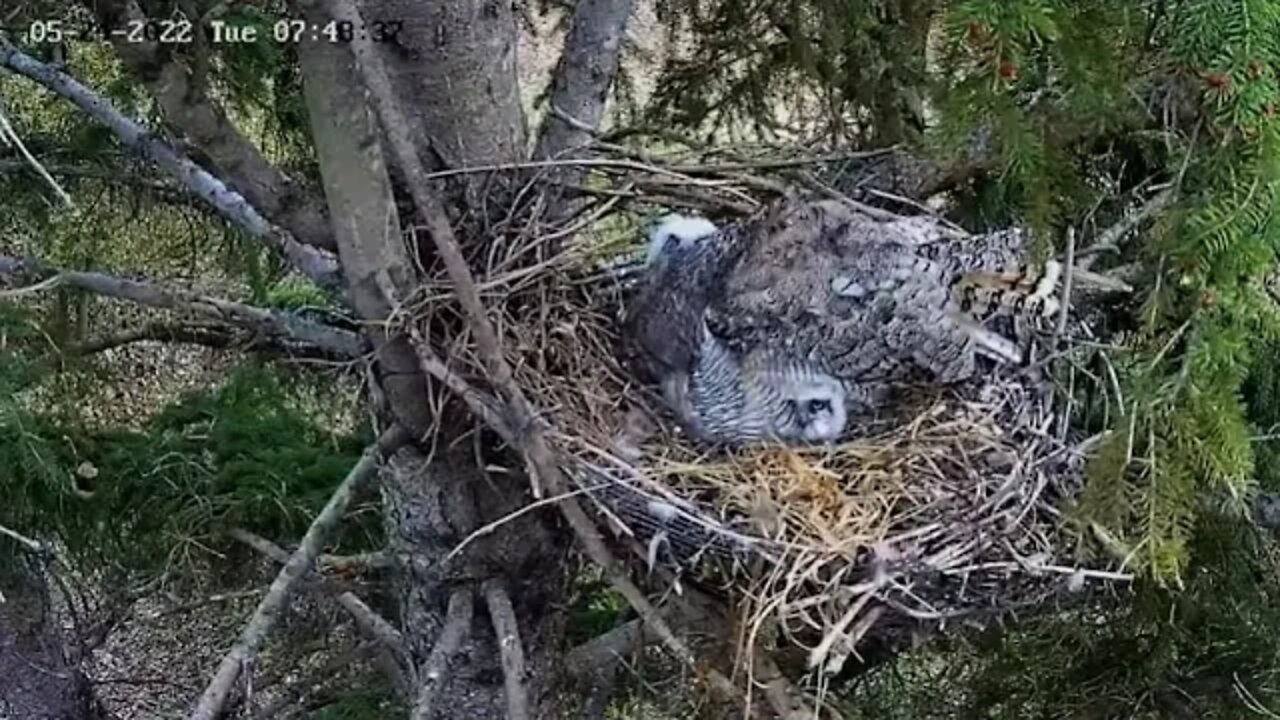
[410,589,474,720]
[443,485,600,564]
[483,579,532,720]
[188,427,409,720]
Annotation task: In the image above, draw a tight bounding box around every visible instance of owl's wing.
[708,202,981,383]
[623,224,749,381]
[918,227,1028,278]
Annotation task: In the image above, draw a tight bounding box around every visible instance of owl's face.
[776,376,848,443]
[646,214,719,266]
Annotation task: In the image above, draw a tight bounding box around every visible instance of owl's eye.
[806,398,832,415]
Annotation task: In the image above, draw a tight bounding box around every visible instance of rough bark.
[295,5,433,435]
[383,447,571,720]
[530,0,635,220]
[370,0,527,207]
[533,0,635,165]
[298,2,578,717]
[81,0,338,253]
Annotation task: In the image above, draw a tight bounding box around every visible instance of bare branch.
[0,101,74,207]
[189,426,409,720]
[0,522,46,554]
[66,321,347,361]
[409,589,475,720]
[1079,188,1177,269]
[228,528,411,693]
[481,580,532,720]
[0,40,342,290]
[81,0,337,253]
[0,255,364,359]
[533,0,635,185]
[316,551,395,575]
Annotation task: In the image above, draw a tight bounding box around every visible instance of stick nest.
[407,145,1121,676]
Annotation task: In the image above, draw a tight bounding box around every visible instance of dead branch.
[0,40,342,289]
[0,521,46,554]
[0,101,74,207]
[329,0,752,708]
[533,0,635,189]
[481,580,532,720]
[409,588,474,720]
[1079,188,1177,269]
[82,0,337,254]
[66,321,347,360]
[315,551,395,575]
[228,528,412,694]
[188,426,409,720]
[0,255,364,359]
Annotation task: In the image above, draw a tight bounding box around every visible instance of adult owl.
[623,199,1066,446]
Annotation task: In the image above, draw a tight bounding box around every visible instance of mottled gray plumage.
[705,200,1032,386]
[623,199,1053,446]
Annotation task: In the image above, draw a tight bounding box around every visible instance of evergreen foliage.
[0,351,371,571]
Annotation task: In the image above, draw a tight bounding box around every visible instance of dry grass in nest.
[403,154,1127,678]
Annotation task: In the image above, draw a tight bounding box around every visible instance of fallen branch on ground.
[188,426,409,720]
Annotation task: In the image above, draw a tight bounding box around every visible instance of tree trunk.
[0,569,105,720]
[298,1,577,716]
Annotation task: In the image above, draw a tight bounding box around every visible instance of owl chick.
[663,320,849,444]
[626,213,850,445]
[645,213,719,267]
